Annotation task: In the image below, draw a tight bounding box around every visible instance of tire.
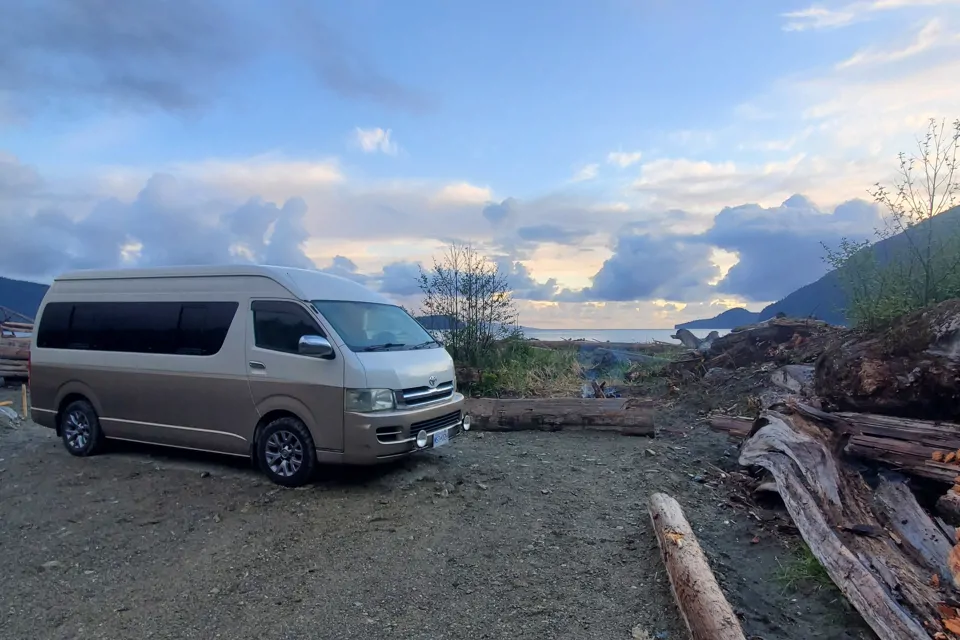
[59,399,105,457]
[256,417,317,487]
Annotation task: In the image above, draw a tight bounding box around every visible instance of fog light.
[416,430,428,448]
[462,415,472,431]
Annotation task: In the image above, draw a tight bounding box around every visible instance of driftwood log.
[465,397,654,434]
[739,409,960,639]
[815,298,960,420]
[648,492,746,640]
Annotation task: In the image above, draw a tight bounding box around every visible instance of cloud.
[0,0,430,119]
[606,151,643,168]
[378,261,422,296]
[568,231,719,303]
[516,224,583,245]
[355,127,398,155]
[494,258,559,301]
[572,164,599,182]
[0,153,44,196]
[836,18,951,69]
[782,0,960,31]
[432,182,492,205]
[482,197,517,225]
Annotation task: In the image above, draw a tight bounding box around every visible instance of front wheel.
[60,399,105,457]
[256,417,317,487]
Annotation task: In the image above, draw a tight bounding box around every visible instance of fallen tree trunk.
[815,298,960,420]
[739,410,957,639]
[708,415,753,438]
[790,403,960,483]
[648,492,747,640]
[465,397,654,434]
[705,318,830,369]
[0,344,29,360]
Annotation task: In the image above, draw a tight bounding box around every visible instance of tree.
[824,118,960,328]
[418,243,520,366]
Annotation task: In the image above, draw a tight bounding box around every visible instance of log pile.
[669,317,839,378]
[0,306,33,381]
[704,299,960,639]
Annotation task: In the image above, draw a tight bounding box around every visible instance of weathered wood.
[705,318,831,369]
[873,476,957,589]
[739,411,947,639]
[0,344,29,360]
[937,492,960,527]
[647,492,747,640]
[815,298,960,419]
[844,435,958,483]
[465,397,654,434]
[770,365,815,395]
[708,415,753,438]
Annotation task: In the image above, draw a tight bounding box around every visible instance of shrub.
[824,118,960,328]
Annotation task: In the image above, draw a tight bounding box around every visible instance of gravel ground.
[0,386,871,640]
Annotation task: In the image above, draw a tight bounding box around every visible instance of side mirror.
[299,335,335,358]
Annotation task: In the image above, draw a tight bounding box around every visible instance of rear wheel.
[60,399,105,457]
[257,417,317,487]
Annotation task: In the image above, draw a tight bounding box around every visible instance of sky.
[2,0,960,328]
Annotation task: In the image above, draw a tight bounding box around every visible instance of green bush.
[824,118,960,329]
[467,339,583,398]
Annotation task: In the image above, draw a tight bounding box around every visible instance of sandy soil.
[0,384,871,640]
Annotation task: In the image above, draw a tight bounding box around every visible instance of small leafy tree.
[824,118,960,328]
[418,243,520,366]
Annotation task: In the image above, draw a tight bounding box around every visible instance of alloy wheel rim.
[64,410,91,450]
[265,430,304,477]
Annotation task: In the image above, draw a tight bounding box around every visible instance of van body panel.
[245,299,346,452]
[342,392,466,464]
[354,348,456,391]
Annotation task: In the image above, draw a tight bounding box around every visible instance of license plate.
[433,429,450,448]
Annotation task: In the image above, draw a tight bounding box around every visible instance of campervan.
[29,265,469,486]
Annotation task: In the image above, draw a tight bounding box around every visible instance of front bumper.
[341,392,468,464]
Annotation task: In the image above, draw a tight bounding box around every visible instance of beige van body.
[29,265,468,485]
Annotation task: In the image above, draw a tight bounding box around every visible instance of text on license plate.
[433,429,449,447]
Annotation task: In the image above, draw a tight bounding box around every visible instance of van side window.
[252,300,324,354]
[34,301,239,356]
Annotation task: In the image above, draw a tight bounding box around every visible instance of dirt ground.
[0,384,871,640]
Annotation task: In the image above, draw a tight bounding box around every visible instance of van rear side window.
[36,301,239,356]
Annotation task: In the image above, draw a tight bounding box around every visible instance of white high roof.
[55,264,391,304]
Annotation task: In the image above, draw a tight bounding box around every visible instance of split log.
[708,415,753,438]
[739,410,955,639]
[791,403,960,483]
[465,397,654,434]
[671,329,717,352]
[815,298,960,420]
[937,492,960,527]
[647,492,746,640]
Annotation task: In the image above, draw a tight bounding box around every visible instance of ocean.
[521,328,730,344]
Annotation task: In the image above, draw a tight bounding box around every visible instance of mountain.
[679,204,960,328]
[0,277,50,320]
[675,307,760,330]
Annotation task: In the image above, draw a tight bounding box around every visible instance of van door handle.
[249,361,266,370]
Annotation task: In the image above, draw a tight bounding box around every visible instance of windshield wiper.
[358,343,406,352]
[410,340,439,350]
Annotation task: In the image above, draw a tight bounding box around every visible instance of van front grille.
[375,425,404,443]
[399,381,454,407]
[409,411,461,436]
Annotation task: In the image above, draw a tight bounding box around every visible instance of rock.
[213,514,222,523]
[200,471,211,478]
[40,560,62,570]
[540,489,552,495]
[770,364,815,395]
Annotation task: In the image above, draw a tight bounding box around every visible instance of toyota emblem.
[427,376,438,388]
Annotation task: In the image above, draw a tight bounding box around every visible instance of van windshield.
[310,300,439,352]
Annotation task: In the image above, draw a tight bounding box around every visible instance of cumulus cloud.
[516,224,583,245]
[572,164,599,182]
[494,258,559,301]
[378,261,423,296]
[482,197,517,226]
[0,0,430,118]
[606,151,643,168]
[355,127,398,155]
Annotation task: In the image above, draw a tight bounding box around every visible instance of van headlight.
[345,389,396,412]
